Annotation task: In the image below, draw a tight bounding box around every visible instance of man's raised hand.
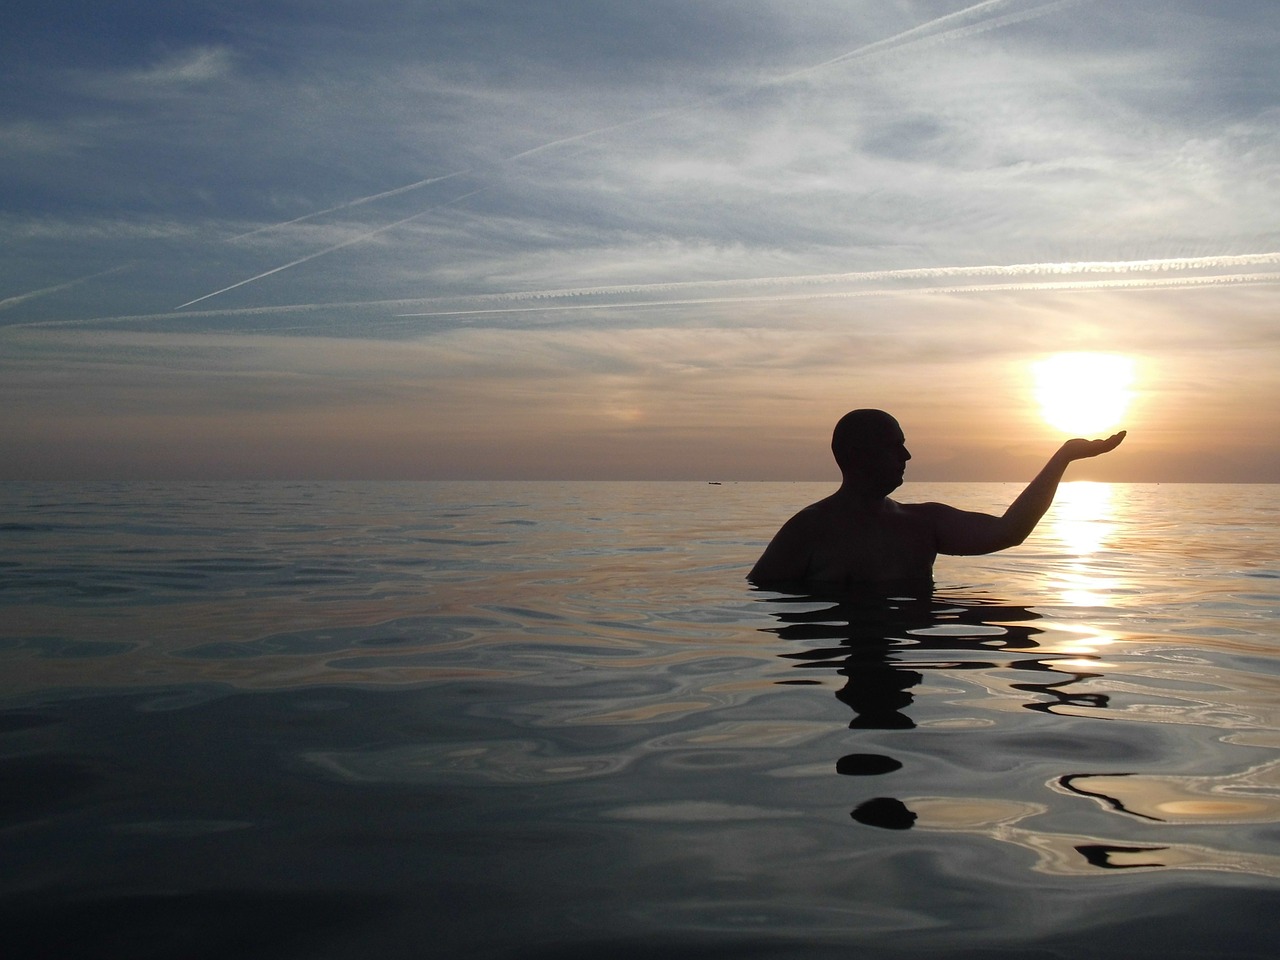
[1059,431,1126,462]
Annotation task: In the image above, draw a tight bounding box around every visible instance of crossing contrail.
[175,189,482,310]
[177,0,1094,309]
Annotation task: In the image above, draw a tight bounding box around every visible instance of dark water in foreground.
[2,481,1278,959]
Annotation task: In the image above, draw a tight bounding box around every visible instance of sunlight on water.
[1050,481,1114,556]
[1045,481,1123,606]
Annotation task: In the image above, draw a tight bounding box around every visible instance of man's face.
[854,421,911,495]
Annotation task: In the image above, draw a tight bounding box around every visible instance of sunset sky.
[4,0,1278,481]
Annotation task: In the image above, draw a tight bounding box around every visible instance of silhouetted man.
[748,409,1125,587]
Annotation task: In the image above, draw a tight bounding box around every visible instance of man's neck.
[833,482,893,512]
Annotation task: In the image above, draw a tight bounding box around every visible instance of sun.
[1032,352,1135,436]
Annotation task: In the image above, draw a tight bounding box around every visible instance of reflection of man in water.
[748,409,1126,587]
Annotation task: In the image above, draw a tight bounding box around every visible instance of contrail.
[0,263,135,313]
[179,0,1092,309]
[16,255,1279,331]
[775,0,1086,83]
[175,190,482,310]
[227,171,467,241]
[394,251,1280,309]
[82,249,1280,321]
[388,272,1280,321]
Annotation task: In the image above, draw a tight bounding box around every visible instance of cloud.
[125,46,236,88]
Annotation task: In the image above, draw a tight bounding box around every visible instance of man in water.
[748,409,1126,587]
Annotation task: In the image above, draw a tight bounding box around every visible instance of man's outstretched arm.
[929,431,1126,556]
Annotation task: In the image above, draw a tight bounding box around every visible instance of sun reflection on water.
[1051,481,1114,556]
[1048,482,1123,606]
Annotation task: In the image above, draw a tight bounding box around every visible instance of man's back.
[748,495,938,586]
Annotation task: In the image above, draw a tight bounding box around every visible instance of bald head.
[831,409,910,494]
[832,409,901,468]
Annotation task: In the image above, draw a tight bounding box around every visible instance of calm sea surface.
[2,481,1278,959]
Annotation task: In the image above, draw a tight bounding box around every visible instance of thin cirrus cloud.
[1,0,1278,479]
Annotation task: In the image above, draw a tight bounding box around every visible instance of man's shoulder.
[895,499,958,517]
[789,494,842,518]
[890,499,965,528]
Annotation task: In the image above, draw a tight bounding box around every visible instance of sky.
[3,0,1278,482]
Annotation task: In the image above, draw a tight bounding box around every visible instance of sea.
[2,480,1278,959]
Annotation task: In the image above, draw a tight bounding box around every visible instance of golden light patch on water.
[1054,639,1117,657]
[1225,731,1280,749]
[925,660,1112,718]
[1155,800,1273,817]
[909,797,1044,829]
[910,795,1280,879]
[1081,698,1273,730]
[1031,834,1280,877]
[1055,658,1113,669]
[1058,587,1109,607]
[1054,762,1280,824]
[1019,621,1123,658]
